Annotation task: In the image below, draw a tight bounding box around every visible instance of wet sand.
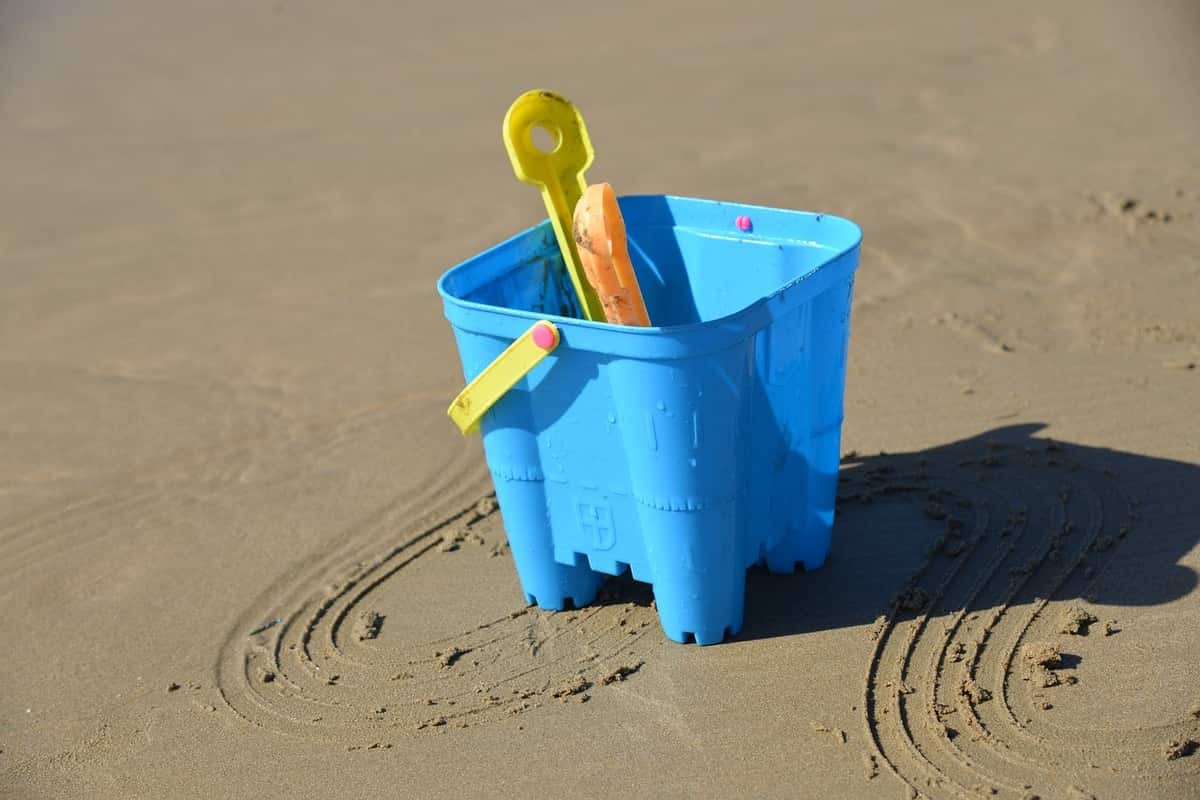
[2,2,1199,798]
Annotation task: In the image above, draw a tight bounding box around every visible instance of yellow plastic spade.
[447,320,561,435]
[503,90,607,322]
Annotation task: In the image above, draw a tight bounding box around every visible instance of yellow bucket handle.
[447,321,561,435]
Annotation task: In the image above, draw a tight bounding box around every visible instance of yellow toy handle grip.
[502,91,607,322]
[447,321,561,435]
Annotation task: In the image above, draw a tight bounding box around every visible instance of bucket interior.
[443,195,861,329]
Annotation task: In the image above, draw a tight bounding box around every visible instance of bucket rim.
[437,194,862,357]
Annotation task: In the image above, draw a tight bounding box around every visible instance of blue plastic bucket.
[438,195,861,644]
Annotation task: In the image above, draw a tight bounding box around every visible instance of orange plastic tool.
[572,183,651,327]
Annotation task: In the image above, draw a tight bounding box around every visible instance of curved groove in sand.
[857,442,1200,799]
[215,486,660,744]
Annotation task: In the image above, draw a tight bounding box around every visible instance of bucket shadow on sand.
[736,423,1199,642]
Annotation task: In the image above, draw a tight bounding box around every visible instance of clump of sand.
[436,646,469,669]
[551,674,592,702]
[1163,739,1197,761]
[894,584,930,612]
[354,610,384,641]
[1021,642,1076,688]
[1059,606,1099,635]
[959,677,992,705]
[1022,642,1063,670]
[601,661,644,685]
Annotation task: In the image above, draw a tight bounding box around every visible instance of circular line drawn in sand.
[848,439,1200,799]
[215,492,660,745]
[214,427,1198,787]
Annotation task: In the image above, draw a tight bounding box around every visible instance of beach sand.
[2,1,1198,798]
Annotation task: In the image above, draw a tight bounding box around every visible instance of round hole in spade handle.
[529,124,561,154]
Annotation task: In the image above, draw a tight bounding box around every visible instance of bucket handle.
[447,320,561,435]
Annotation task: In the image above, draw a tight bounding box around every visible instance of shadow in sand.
[734,423,1199,642]
[1056,652,1083,670]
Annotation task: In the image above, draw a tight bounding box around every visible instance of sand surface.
[3,1,1199,798]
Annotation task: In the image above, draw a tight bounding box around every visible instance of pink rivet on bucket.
[735,215,752,232]
[531,322,557,350]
